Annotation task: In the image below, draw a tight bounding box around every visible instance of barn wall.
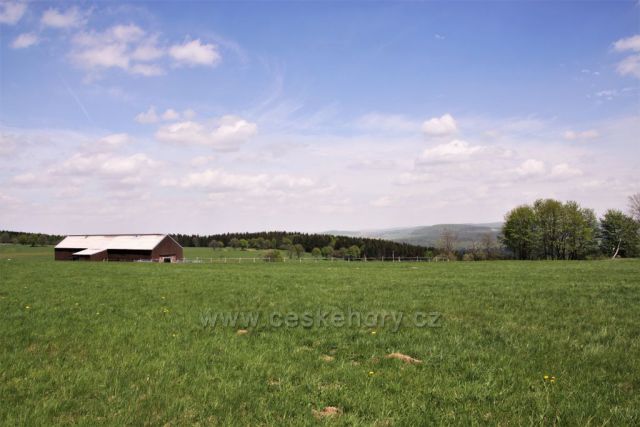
[90,251,107,261]
[106,249,153,262]
[55,248,81,261]
[152,236,184,260]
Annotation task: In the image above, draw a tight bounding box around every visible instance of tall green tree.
[502,205,537,260]
[600,210,639,258]
[532,199,564,259]
[560,202,598,260]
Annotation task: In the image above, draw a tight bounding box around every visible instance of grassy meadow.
[1,245,639,425]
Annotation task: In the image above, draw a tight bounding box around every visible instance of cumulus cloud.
[161,109,180,121]
[613,35,640,52]
[613,34,640,79]
[0,1,27,25]
[135,106,159,124]
[129,63,164,76]
[422,114,457,136]
[563,129,599,141]
[616,54,640,79]
[155,115,257,151]
[68,28,223,78]
[169,39,220,67]
[11,32,38,49]
[418,139,483,164]
[70,24,165,76]
[515,159,546,177]
[55,152,160,185]
[136,107,186,123]
[41,7,85,29]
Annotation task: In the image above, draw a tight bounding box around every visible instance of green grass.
[1,245,639,425]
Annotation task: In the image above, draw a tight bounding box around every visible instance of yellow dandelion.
[368,371,375,376]
[371,331,377,335]
[25,305,31,310]
[543,375,549,380]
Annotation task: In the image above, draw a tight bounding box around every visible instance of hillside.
[326,223,503,249]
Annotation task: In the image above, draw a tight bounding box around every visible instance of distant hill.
[325,223,503,249]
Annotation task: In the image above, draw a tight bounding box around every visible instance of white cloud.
[11,32,38,49]
[41,7,85,29]
[550,163,582,179]
[136,107,184,123]
[135,106,159,124]
[56,152,160,184]
[418,139,483,164]
[70,24,165,77]
[356,113,417,132]
[613,35,640,52]
[422,114,457,136]
[515,159,546,177]
[169,39,220,67]
[616,54,640,79]
[0,1,26,25]
[131,38,164,62]
[613,35,640,79]
[155,115,257,151]
[162,109,180,121]
[130,63,164,76]
[563,129,599,141]
[99,133,131,148]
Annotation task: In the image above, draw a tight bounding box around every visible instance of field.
[1,245,639,425]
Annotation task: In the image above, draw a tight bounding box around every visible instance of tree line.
[501,195,640,260]
[170,231,433,259]
[0,231,64,246]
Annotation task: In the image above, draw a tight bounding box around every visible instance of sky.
[0,1,639,235]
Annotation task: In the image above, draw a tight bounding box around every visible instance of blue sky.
[1,1,639,234]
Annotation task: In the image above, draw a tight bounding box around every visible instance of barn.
[54,234,183,262]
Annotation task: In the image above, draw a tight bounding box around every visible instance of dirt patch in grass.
[321,355,335,362]
[386,352,422,364]
[312,406,342,419]
[236,329,249,335]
